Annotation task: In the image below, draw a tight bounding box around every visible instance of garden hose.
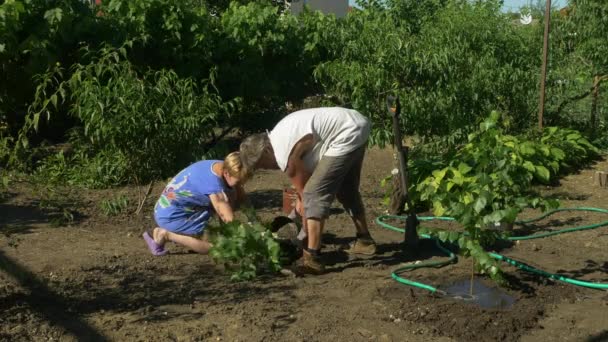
[376,207,608,293]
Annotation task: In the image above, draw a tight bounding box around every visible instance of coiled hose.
[376,207,608,292]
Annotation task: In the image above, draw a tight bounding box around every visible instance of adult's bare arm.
[285,134,315,221]
[286,134,314,196]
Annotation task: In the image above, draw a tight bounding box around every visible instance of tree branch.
[550,75,606,116]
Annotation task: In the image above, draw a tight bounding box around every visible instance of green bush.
[417,112,560,226]
[416,112,561,280]
[33,148,129,188]
[0,0,105,139]
[411,113,599,281]
[540,126,600,171]
[315,1,540,146]
[22,45,240,186]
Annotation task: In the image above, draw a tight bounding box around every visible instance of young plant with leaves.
[417,112,560,280]
[207,220,282,281]
[100,195,129,217]
[540,126,600,171]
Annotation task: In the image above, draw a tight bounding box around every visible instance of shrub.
[416,112,563,280]
[22,45,240,186]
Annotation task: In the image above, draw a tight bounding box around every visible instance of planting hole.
[440,278,516,309]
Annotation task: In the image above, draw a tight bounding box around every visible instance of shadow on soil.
[0,191,87,236]
[546,191,591,201]
[322,235,453,273]
[0,203,46,236]
[0,250,109,341]
[0,251,297,340]
[587,330,608,342]
[59,260,296,316]
[514,216,586,236]
[556,260,608,280]
[248,189,282,210]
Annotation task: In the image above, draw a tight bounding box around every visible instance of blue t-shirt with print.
[154,160,230,235]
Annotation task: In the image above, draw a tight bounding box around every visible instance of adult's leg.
[299,149,363,272]
[335,146,376,255]
[303,155,357,251]
[335,146,373,237]
[153,227,213,254]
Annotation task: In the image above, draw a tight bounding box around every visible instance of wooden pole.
[538,0,552,130]
[386,96,419,251]
[590,75,600,137]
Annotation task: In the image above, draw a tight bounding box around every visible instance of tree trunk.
[590,75,600,138]
[389,169,406,215]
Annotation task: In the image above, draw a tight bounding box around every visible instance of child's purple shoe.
[143,231,168,256]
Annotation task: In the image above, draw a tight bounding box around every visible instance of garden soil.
[1,148,608,342]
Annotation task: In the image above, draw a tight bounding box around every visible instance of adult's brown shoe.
[344,238,377,256]
[293,250,325,275]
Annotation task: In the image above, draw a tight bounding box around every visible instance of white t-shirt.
[268,107,370,172]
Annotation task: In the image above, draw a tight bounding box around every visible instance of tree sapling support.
[386,95,420,253]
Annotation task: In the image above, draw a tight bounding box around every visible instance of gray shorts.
[303,145,366,219]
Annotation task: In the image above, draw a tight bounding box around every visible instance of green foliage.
[545,1,608,134]
[379,155,447,208]
[386,0,448,34]
[315,0,540,146]
[36,185,80,227]
[410,113,599,281]
[539,126,600,171]
[208,220,281,281]
[419,226,505,281]
[0,0,104,138]
[216,2,324,131]
[32,149,129,188]
[416,112,562,279]
[566,0,608,76]
[381,119,599,213]
[417,112,560,226]
[101,0,217,80]
[2,0,607,191]
[100,194,129,216]
[1,175,8,189]
[22,45,239,185]
[0,132,11,168]
[2,0,326,186]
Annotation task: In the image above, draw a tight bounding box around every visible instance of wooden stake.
[594,171,608,188]
[136,181,154,215]
[538,0,552,130]
[470,259,475,296]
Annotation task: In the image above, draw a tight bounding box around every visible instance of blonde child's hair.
[223,151,249,182]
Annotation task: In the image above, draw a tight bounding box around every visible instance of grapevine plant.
[208,220,282,281]
[415,112,598,281]
[379,112,599,282]
[207,204,304,281]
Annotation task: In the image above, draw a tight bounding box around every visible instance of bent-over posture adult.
[240,107,376,274]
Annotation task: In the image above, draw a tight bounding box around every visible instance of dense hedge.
[1,0,606,186]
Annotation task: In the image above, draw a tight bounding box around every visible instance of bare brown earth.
[1,147,608,342]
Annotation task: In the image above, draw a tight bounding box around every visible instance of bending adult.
[240,107,376,274]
